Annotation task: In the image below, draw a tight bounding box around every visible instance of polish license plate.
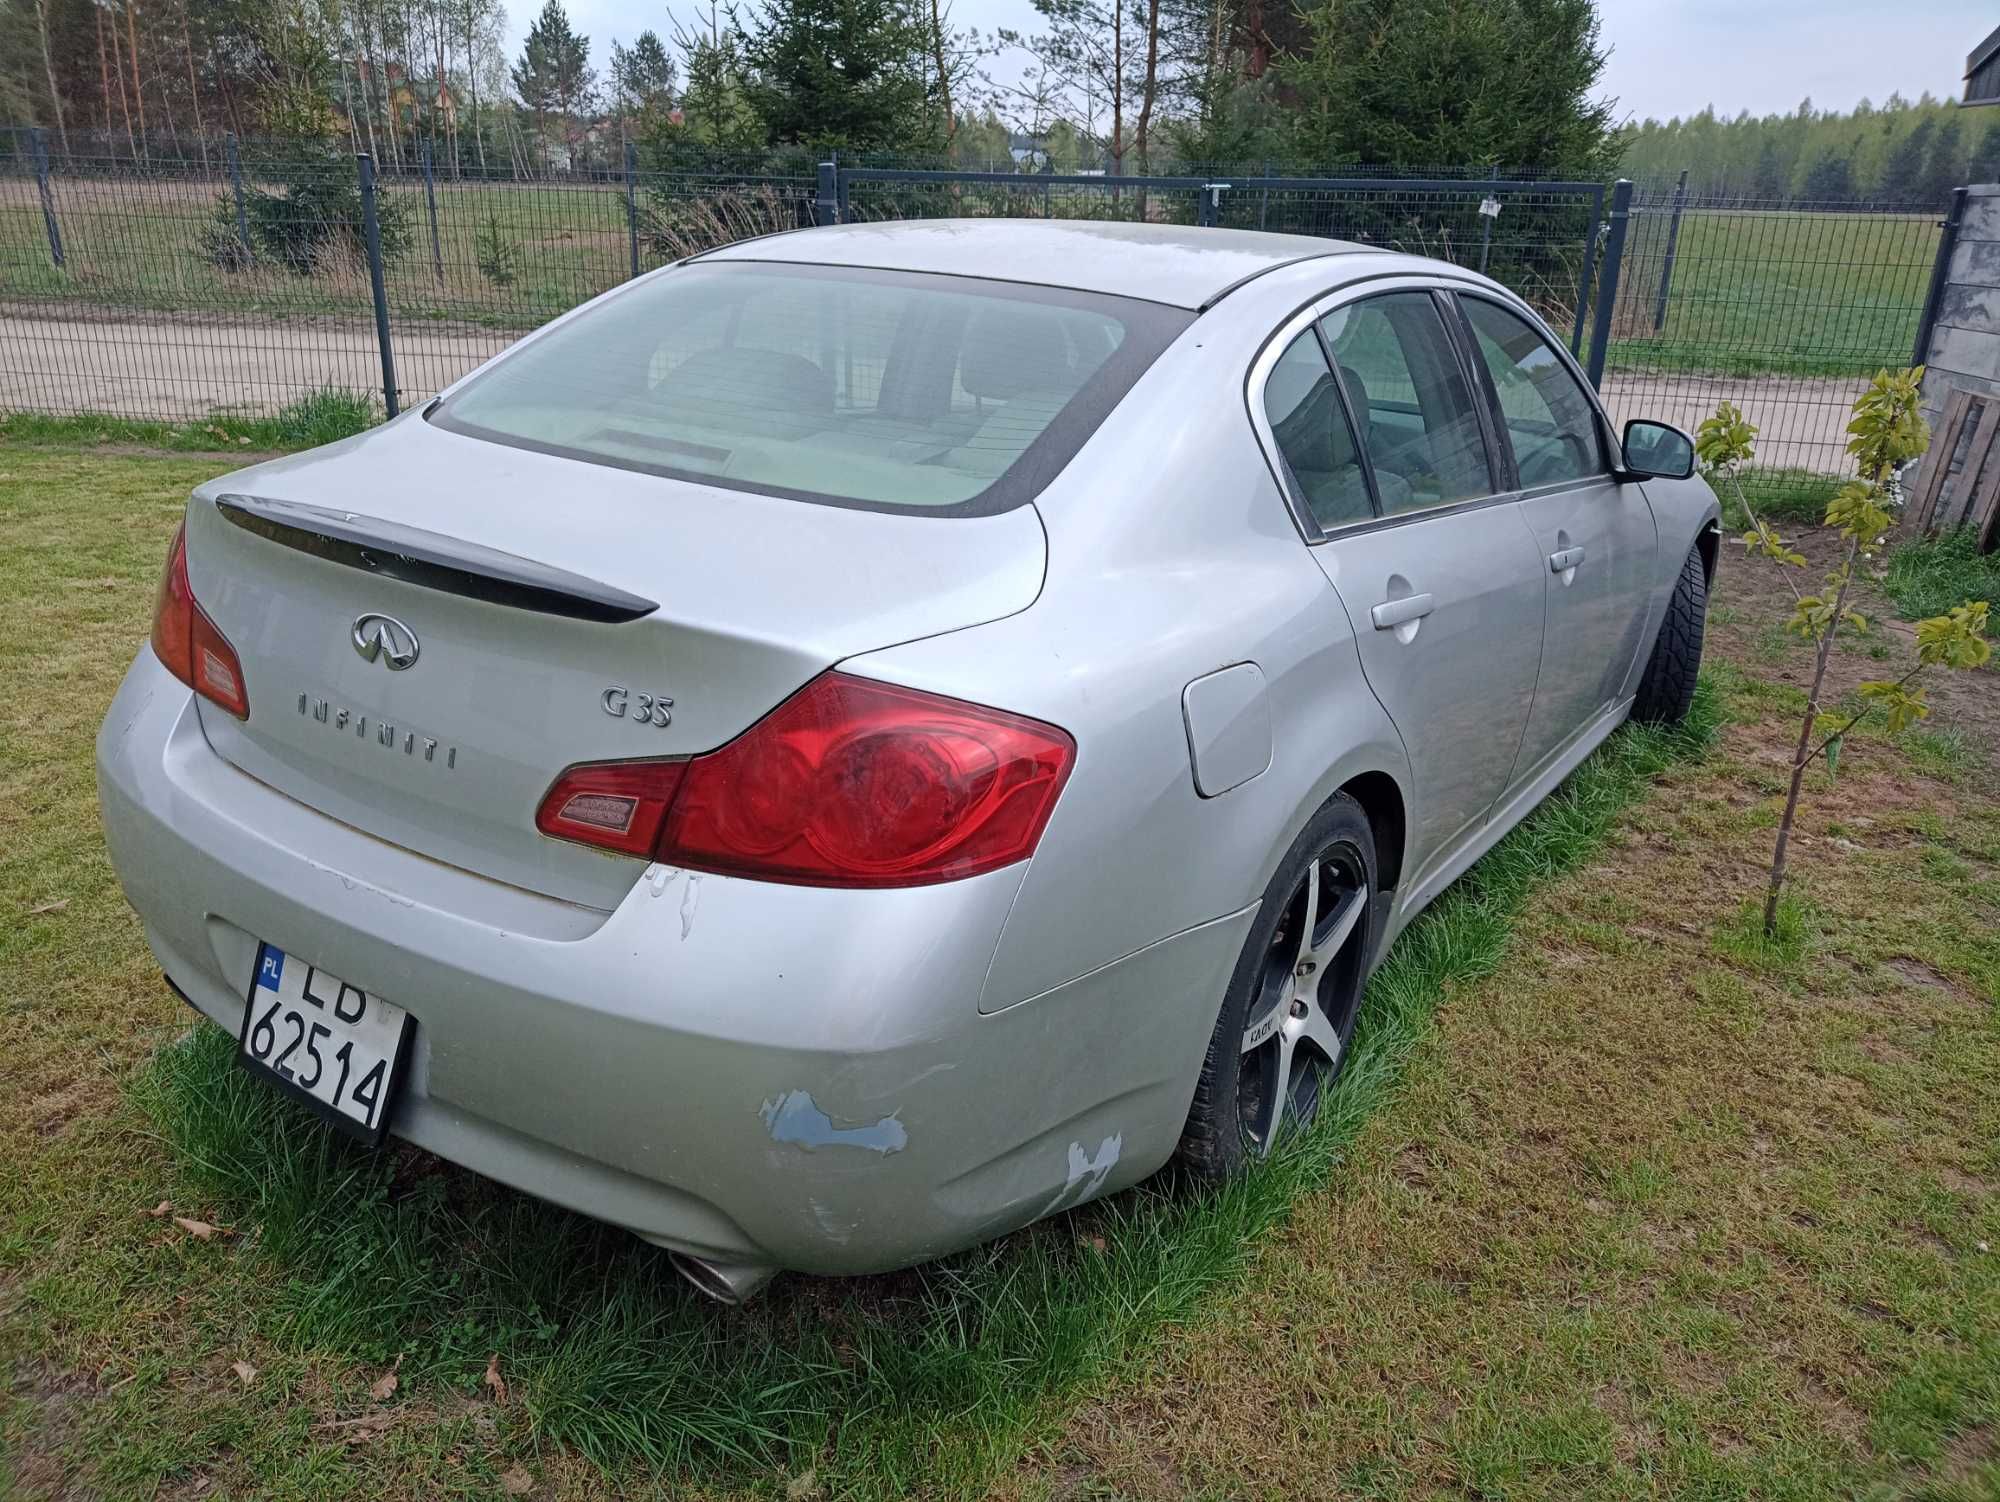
[237,943,412,1145]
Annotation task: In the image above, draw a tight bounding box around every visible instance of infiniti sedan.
[98,220,1718,1302]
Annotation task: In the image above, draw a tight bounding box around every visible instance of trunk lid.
[185,416,1047,909]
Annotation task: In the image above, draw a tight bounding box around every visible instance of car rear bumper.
[97,648,1250,1275]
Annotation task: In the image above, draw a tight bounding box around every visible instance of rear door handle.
[1370,593,1436,630]
[1549,545,1587,573]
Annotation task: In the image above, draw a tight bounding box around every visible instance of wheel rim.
[1238,841,1370,1155]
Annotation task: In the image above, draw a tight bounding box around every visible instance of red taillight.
[150,525,249,719]
[534,758,687,858]
[533,673,1075,887]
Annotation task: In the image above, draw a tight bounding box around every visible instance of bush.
[200,147,412,277]
[475,209,519,288]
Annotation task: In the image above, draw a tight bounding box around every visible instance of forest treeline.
[1622,95,2000,203]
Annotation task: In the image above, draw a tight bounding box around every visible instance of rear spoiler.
[214,495,658,624]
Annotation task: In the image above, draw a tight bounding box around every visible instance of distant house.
[327,61,458,137]
[1966,24,2000,106]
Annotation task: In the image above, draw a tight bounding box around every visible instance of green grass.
[1883,528,2000,638]
[0,387,378,453]
[1613,209,1938,377]
[1715,466,1845,529]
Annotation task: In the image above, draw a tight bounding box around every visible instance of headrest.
[960,308,1076,400]
[663,347,834,418]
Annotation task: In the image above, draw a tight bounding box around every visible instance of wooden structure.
[1909,387,2000,550]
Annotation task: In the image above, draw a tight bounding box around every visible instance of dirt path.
[0,312,512,419]
[3,310,1867,476]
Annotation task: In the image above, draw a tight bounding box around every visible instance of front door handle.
[1549,545,1587,574]
[1370,593,1436,630]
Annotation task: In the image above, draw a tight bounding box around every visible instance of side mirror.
[1622,419,1696,481]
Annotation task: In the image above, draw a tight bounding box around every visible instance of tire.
[1631,541,1709,726]
[1177,795,1377,1182]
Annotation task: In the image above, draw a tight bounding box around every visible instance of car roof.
[696,219,1373,310]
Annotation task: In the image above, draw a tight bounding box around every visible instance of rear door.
[1450,292,1658,782]
[1261,286,1547,891]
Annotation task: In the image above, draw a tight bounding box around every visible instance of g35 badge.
[602,686,673,727]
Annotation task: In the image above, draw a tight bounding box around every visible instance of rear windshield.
[431,261,1191,515]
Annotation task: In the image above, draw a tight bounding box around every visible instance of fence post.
[1569,191,1604,357]
[1650,167,1690,333]
[357,153,400,418]
[1477,164,1499,274]
[1584,179,1634,389]
[421,137,443,286]
[624,141,640,279]
[29,127,63,270]
[815,158,840,226]
[226,132,250,263]
[1259,160,1270,230]
[1913,186,1969,368]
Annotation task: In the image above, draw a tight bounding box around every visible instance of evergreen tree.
[1281,0,1617,177]
[1917,116,1965,206]
[670,28,764,147]
[734,0,939,150]
[1751,138,1787,198]
[1971,119,2000,185]
[1800,148,1857,201]
[1876,115,1932,201]
[512,0,596,158]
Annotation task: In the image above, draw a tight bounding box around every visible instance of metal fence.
[0,125,1961,492]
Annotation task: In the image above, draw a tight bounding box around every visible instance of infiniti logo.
[351,612,420,670]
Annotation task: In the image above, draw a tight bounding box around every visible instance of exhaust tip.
[668,1251,778,1305]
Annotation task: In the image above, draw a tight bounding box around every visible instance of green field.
[4,439,1998,1499]
[1613,208,1940,377]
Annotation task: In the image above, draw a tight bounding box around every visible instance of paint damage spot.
[760,1090,908,1155]
[679,873,702,939]
[1042,1134,1122,1215]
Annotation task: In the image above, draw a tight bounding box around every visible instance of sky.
[509,0,1994,129]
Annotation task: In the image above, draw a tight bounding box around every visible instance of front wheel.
[1631,541,1709,725]
[1176,796,1377,1181]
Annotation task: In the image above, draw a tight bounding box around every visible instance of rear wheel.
[1631,542,1709,725]
[1177,797,1377,1181]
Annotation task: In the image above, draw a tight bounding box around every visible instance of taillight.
[150,524,249,719]
[533,673,1075,887]
[535,759,687,858]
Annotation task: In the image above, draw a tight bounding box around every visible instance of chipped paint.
[645,864,681,898]
[1041,1134,1122,1215]
[679,872,702,939]
[760,1090,908,1155]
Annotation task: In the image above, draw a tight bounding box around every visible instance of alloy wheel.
[1237,840,1370,1154]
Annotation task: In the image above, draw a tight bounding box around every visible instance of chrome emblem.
[351,612,420,670]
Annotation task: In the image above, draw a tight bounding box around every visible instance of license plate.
[238,943,412,1145]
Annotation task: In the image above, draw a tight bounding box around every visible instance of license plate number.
[238,943,411,1145]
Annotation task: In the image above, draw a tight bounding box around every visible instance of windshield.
[431,261,1191,515]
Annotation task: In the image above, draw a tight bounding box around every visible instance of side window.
[1260,330,1375,531]
[1320,293,1494,516]
[1460,297,1607,488]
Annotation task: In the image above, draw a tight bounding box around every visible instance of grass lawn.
[3,442,1998,1499]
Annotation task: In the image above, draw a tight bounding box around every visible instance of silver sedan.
[97,220,1719,1302]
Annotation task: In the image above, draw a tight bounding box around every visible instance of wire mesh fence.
[0,127,1956,502]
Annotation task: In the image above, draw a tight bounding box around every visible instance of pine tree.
[1971,119,2000,186]
[1800,149,1857,202]
[1917,116,1964,207]
[1876,115,1933,201]
[511,0,596,160]
[734,0,939,150]
[1281,0,1618,177]
[1751,138,1787,198]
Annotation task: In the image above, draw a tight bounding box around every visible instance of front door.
[1452,295,1659,781]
